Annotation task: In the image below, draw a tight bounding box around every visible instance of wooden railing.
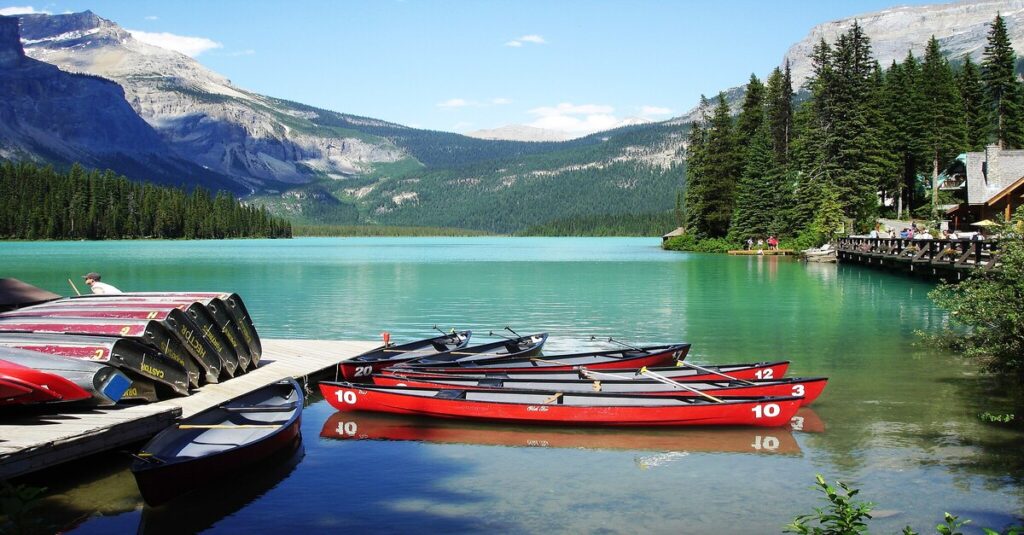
[836,237,1002,272]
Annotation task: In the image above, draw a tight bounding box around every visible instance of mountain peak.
[0,16,25,68]
[18,10,127,49]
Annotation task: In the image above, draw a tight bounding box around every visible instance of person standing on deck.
[82,272,121,294]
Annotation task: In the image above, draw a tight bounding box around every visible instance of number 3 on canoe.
[751,403,780,418]
[335,390,358,405]
[792,384,805,396]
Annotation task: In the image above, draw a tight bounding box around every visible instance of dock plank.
[0,338,375,480]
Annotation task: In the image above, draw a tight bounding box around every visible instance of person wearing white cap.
[82,272,122,294]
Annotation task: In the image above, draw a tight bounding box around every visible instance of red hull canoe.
[131,379,302,506]
[320,411,803,455]
[387,343,690,375]
[381,360,790,382]
[372,375,828,406]
[339,331,472,380]
[0,377,33,400]
[0,360,91,404]
[319,382,802,427]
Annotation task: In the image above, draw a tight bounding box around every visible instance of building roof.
[661,227,686,239]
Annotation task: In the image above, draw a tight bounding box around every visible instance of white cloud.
[438,98,471,109]
[506,34,545,47]
[0,6,45,15]
[127,29,222,57]
[525,102,628,134]
[439,97,510,109]
[144,15,159,21]
[639,105,673,118]
[529,103,615,117]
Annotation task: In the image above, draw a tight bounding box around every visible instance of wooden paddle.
[530,357,577,366]
[637,367,723,403]
[178,424,282,429]
[676,361,755,386]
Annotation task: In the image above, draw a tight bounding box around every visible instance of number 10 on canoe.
[336,390,358,405]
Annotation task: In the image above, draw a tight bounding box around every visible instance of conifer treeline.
[0,162,292,240]
[682,14,1023,245]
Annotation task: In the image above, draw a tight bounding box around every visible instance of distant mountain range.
[3,2,1024,232]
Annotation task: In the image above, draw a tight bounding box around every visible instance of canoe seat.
[434,389,466,399]
[476,379,505,388]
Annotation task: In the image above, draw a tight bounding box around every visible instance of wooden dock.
[0,338,376,480]
[727,249,795,256]
[836,237,1001,280]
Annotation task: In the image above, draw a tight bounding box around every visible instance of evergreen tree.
[728,122,775,242]
[683,97,711,237]
[982,13,1024,148]
[700,93,741,237]
[765,62,795,166]
[885,53,926,217]
[958,56,988,151]
[919,36,967,217]
[735,74,766,148]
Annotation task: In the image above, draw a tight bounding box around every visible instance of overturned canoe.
[339,331,472,380]
[131,378,303,506]
[2,305,240,379]
[70,292,261,364]
[0,347,132,405]
[33,297,254,372]
[388,343,690,375]
[0,362,84,405]
[396,333,549,368]
[320,381,802,427]
[0,332,190,395]
[372,374,827,406]
[0,316,218,385]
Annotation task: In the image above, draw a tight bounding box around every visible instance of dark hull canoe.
[71,292,261,364]
[0,332,190,396]
[2,305,240,379]
[382,360,790,382]
[131,379,303,506]
[372,375,828,406]
[389,343,689,374]
[339,331,472,381]
[0,316,217,385]
[320,382,802,427]
[320,411,803,455]
[33,298,254,372]
[396,333,549,368]
[0,347,131,405]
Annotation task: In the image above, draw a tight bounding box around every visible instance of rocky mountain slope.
[0,15,239,191]
[17,11,409,191]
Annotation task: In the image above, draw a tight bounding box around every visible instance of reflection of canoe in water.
[320,412,802,455]
[137,442,304,535]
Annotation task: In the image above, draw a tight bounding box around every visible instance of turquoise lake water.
[1,237,1022,534]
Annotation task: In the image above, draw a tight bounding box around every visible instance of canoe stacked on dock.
[322,332,828,428]
[0,281,264,408]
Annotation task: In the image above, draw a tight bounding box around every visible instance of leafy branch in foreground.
[923,208,1024,380]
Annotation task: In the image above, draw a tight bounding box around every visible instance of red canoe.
[0,360,92,405]
[386,343,691,375]
[381,360,790,382]
[319,381,802,427]
[371,374,828,406]
[0,377,33,400]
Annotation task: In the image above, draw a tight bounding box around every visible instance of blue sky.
[2,0,936,134]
